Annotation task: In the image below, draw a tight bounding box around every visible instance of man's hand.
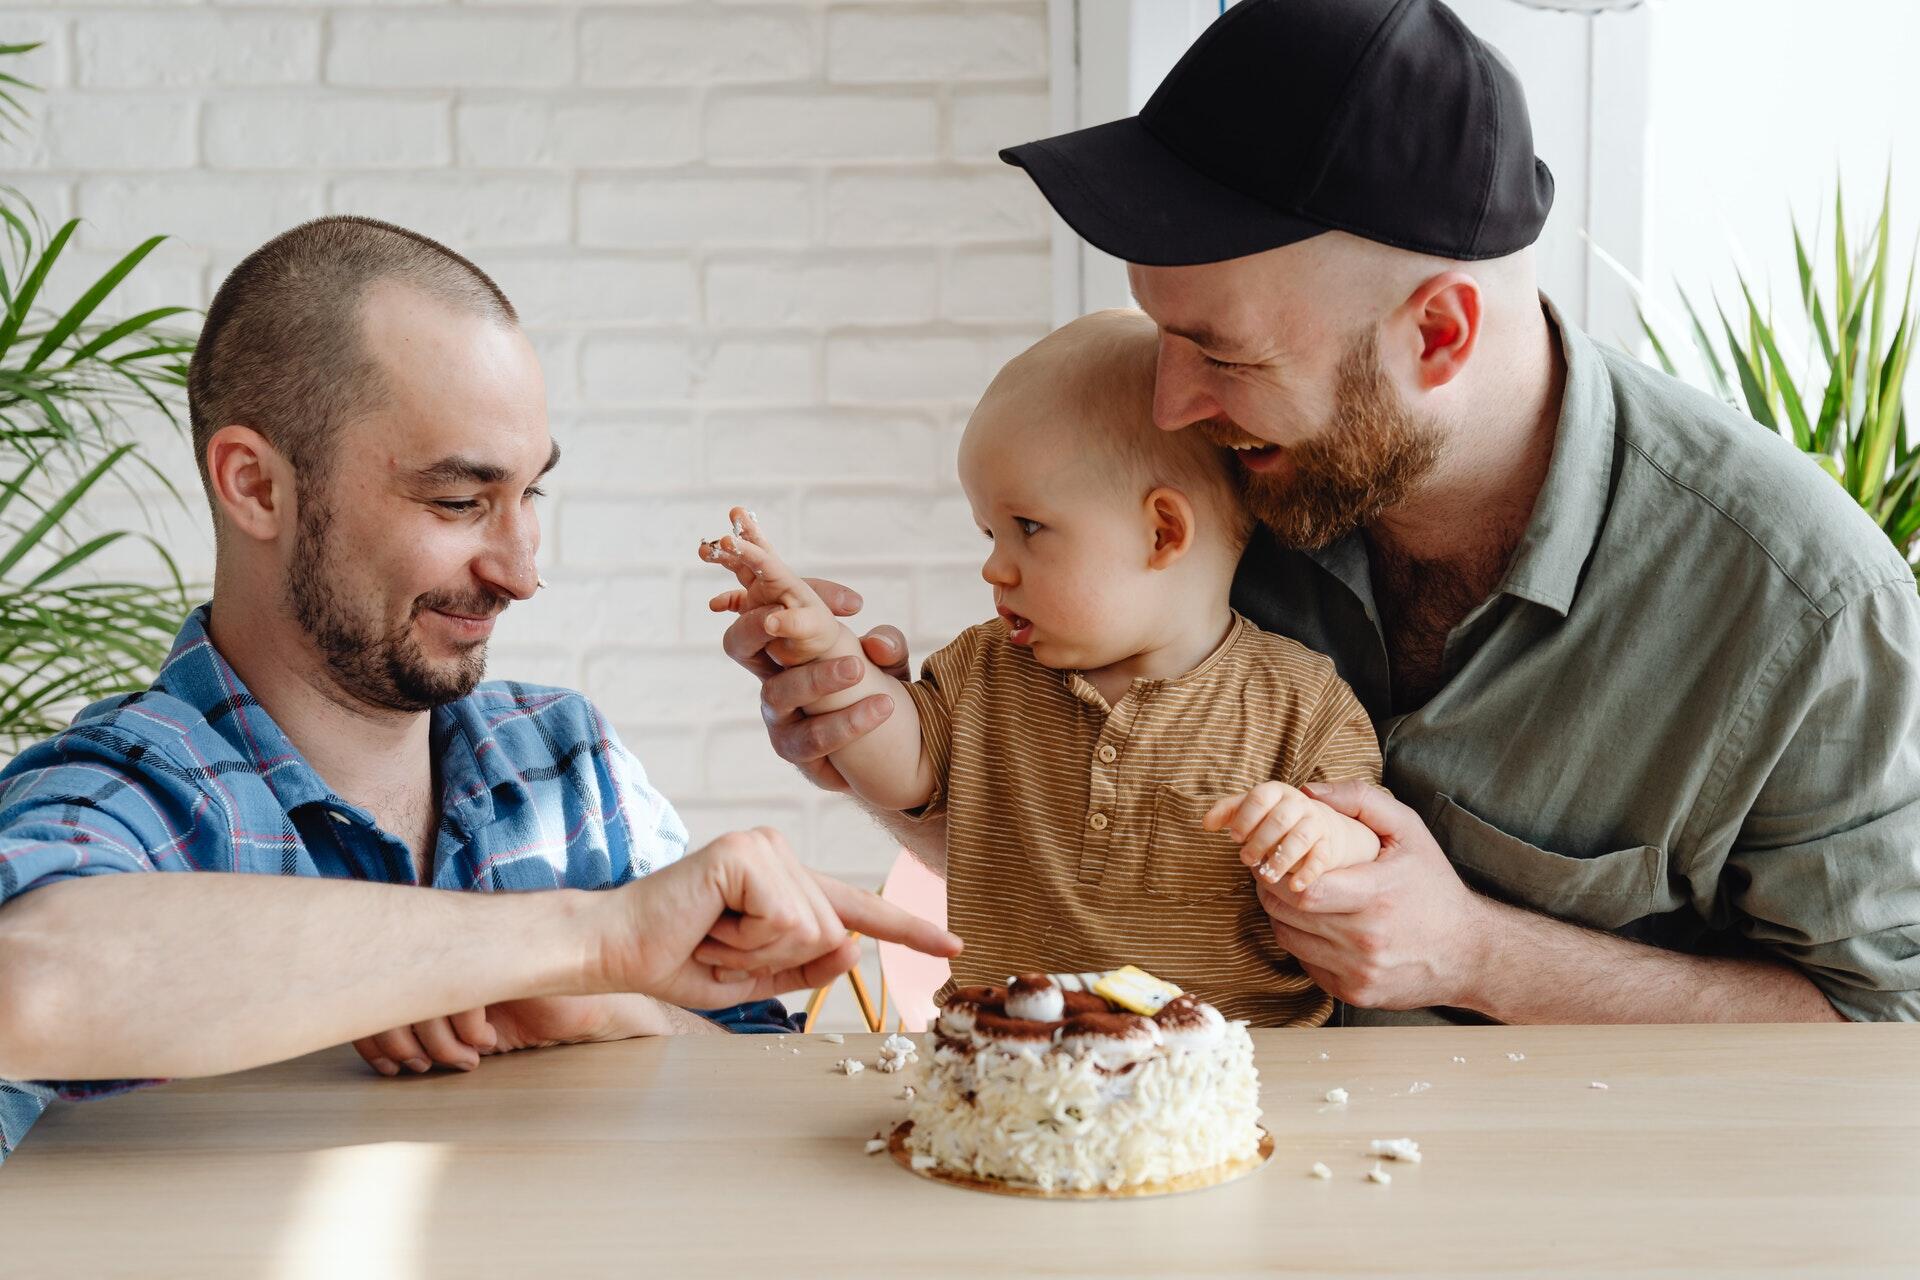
[1253,779,1493,1011]
[1203,780,1382,892]
[719,574,911,795]
[598,826,961,1009]
[352,995,682,1076]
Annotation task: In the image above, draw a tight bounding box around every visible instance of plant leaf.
[1677,286,1735,403]
[1741,275,1811,449]
[0,216,75,356]
[24,235,169,372]
[1718,297,1777,430]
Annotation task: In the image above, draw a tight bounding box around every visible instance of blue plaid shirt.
[0,605,792,1162]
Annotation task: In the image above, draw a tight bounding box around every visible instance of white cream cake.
[903,972,1262,1194]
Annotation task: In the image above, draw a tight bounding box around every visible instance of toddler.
[701,310,1381,1026]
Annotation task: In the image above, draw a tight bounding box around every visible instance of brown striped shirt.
[907,611,1382,1027]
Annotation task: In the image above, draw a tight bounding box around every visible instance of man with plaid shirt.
[0,216,959,1162]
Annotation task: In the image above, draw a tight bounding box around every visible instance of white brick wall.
[0,4,1055,964]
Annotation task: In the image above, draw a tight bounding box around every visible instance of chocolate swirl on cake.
[933,973,1227,1067]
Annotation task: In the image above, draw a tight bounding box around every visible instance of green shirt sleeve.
[1712,577,1920,1021]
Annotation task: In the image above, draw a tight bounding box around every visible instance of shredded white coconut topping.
[904,1020,1261,1193]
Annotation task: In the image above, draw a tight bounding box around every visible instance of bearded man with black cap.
[731,0,1920,1025]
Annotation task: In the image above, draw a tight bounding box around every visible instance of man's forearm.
[1463,899,1846,1024]
[0,873,609,1081]
[618,994,725,1037]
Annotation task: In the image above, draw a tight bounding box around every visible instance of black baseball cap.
[1000,0,1554,267]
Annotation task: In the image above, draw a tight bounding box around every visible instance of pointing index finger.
[812,870,962,959]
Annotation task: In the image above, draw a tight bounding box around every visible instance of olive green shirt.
[1232,304,1920,1023]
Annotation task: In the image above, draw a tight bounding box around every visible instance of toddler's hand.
[698,507,842,666]
[1202,780,1382,892]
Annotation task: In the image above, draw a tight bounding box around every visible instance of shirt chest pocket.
[1434,794,1669,931]
[1144,785,1256,905]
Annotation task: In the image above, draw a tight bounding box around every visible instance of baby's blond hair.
[969,309,1251,547]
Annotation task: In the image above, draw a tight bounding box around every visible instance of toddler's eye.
[1202,353,1240,370]
[1015,517,1042,536]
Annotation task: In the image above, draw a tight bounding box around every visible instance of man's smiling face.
[286,282,555,712]
[1128,240,1443,551]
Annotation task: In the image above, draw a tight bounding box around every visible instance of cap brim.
[1000,117,1328,268]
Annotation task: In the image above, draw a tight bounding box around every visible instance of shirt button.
[1097,745,1118,764]
[1088,811,1109,831]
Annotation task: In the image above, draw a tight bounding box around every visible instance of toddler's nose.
[981,547,1016,587]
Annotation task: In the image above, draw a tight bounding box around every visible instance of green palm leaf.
[1618,174,1920,583]
[0,47,200,748]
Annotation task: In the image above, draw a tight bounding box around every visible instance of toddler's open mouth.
[996,605,1035,645]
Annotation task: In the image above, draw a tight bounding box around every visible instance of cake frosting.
[903,972,1262,1193]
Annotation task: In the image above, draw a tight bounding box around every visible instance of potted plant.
[0,40,197,748]
[1626,179,1917,581]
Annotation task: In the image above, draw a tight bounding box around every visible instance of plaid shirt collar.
[154,604,531,828]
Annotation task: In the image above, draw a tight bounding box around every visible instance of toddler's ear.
[1144,486,1197,570]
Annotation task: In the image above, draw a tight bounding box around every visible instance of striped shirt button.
[1088,811,1109,831]
[1097,744,1117,763]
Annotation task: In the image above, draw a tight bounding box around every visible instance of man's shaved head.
[187,214,519,503]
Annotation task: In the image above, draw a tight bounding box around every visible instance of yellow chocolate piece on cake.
[1093,965,1183,1015]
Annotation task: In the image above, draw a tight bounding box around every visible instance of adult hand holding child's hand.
[1203,780,1381,893]
[1253,779,1494,1011]
[706,508,912,793]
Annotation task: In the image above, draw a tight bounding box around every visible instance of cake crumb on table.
[1407,1081,1432,1095]
[1590,1081,1609,1090]
[864,1134,887,1156]
[823,1033,846,1045]
[1324,1087,1349,1104]
[1507,1052,1526,1062]
[1309,1162,1333,1180]
[835,1058,865,1076]
[875,1034,919,1074]
[1369,1138,1422,1163]
[1366,1163,1392,1185]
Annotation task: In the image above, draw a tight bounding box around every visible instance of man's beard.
[1230,332,1443,552]
[287,494,496,713]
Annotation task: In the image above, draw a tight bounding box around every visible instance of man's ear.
[1144,486,1198,570]
[206,425,296,543]
[1395,270,1482,391]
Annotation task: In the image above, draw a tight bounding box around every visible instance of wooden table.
[5,1024,1916,1278]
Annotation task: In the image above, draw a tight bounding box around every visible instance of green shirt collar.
[1495,297,1618,617]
